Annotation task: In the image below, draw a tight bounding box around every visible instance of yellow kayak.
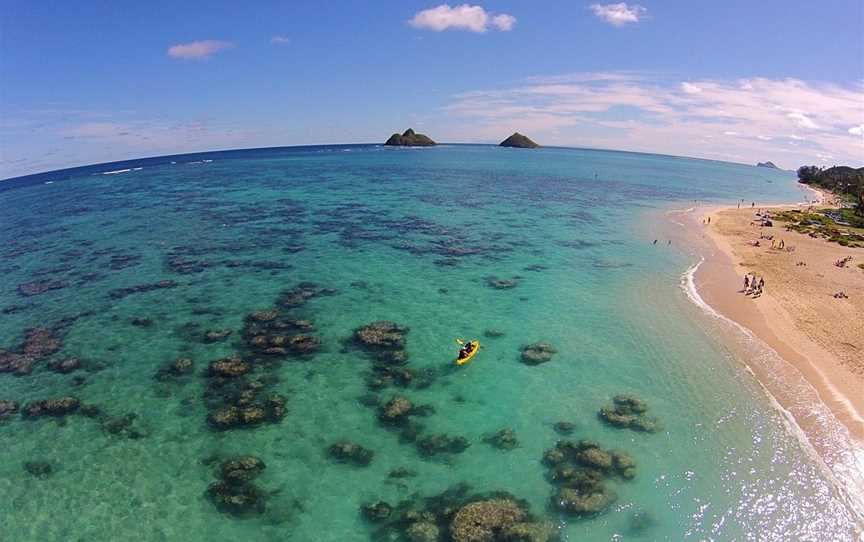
[456,340,480,366]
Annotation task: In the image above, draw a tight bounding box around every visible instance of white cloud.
[167,40,234,60]
[590,3,647,27]
[409,4,516,33]
[270,35,290,45]
[491,13,517,31]
[681,82,702,94]
[441,72,864,168]
[787,111,818,130]
[526,71,644,84]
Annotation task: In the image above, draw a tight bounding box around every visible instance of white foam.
[101,168,131,175]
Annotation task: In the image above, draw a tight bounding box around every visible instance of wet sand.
[695,196,864,442]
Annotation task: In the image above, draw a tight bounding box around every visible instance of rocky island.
[499,132,539,148]
[756,161,779,169]
[384,129,436,147]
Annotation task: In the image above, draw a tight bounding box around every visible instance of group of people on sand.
[750,233,794,252]
[834,256,853,268]
[742,273,765,298]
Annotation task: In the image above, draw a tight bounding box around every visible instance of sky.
[1,0,862,178]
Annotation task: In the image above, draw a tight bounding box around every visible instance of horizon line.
[1,141,807,185]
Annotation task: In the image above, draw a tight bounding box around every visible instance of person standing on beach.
[744,275,750,291]
[759,277,764,289]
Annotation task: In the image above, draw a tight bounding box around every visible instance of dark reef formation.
[109,280,177,300]
[416,433,470,457]
[0,327,64,376]
[22,396,81,418]
[361,500,392,522]
[203,329,232,343]
[48,357,81,374]
[364,484,557,542]
[351,320,437,392]
[598,394,660,433]
[378,395,415,425]
[208,357,251,378]
[521,342,557,365]
[553,422,575,436]
[154,357,194,381]
[199,282,338,430]
[385,128,436,147]
[486,276,521,290]
[0,399,19,420]
[327,440,375,466]
[499,133,539,148]
[206,391,286,430]
[543,439,636,516]
[23,460,53,479]
[101,412,149,439]
[18,279,68,297]
[483,428,518,451]
[207,455,268,516]
[200,282,332,432]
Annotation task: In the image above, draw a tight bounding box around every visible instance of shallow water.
[0,145,859,541]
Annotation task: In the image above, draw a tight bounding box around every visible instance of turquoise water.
[0,145,859,541]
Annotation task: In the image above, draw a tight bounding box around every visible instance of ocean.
[0,144,860,541]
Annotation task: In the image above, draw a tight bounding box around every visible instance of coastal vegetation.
[772,209,864,247]
[797,165,864,214]
[384,128,436,146]
[499,133,539,148]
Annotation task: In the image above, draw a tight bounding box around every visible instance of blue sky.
[1,0,862,178]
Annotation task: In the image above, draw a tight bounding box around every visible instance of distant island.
[756,161,779,169]
[384,128,436,147]
[499,133,539,148]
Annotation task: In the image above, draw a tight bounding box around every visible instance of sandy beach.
[694,195,864,443]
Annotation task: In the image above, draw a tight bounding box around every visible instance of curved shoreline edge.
[681,257,864,522]
[666,193,864,523]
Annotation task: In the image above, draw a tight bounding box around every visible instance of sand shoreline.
[666,188,864,520]
[693,196,864,444]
